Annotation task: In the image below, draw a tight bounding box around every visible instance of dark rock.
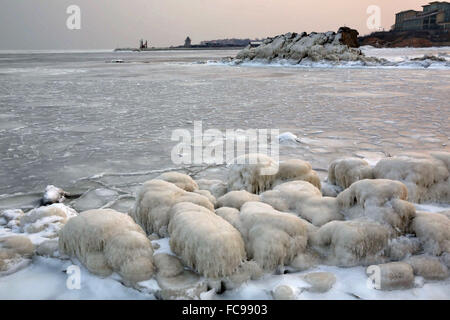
[338,27,360,48]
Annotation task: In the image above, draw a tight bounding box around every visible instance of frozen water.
[0,48,449,300]
[70,188,119,212]
[0,49,449,197]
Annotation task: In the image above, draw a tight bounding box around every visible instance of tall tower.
[184,36,192,48]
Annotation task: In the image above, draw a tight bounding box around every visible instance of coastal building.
[184,37,192,48]
[394,1,450,31]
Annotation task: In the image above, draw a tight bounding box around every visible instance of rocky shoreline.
[1,151,449,299]
[359,30,450,48]
[229,27,384,66]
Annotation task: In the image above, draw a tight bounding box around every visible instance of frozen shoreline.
[0,48,449,300]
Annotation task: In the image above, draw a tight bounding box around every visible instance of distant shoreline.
[114,46,246,52]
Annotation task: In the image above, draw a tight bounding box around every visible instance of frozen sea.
[0,47,449,198]
[0,47,449,299]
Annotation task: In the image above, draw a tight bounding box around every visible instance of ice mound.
[59,209,154,285]
[155,270,208,300]
[310,220,390,267]
[130,179,214,237]
[227,154,279,194]
[217,190,260,210]
[20,204,78,239]
[0,209,24,231]
[274,159,321,190]
[405,255,449,280]
[325,152,450,203]
[337,179,415,234]
[412,211,450,255]
[1,204,77,245]
[223,201,309,271]
[195,179,228,199]
[366,262,415,290]
[228,154,320,194]
[278,132,301,144]
[42,185,66,205]
[233,27,381,66]
[328,158,373,190]
[272,285,297,300]
[260,181,342,227]
[0,235,34,275]
[168,202,246,278]
[156,172,198,192]
[301,272,336,293]
[373,152,450,203]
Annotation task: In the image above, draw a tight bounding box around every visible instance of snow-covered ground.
[2,223,449,300]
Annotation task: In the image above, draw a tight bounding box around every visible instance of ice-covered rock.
[217,190,260,210]
[289,251,321,271]
[261,181,342,227]
[373,152,450,203]
[222,260,263,291]
[130,179,214,237]
[36,239,60,258]
[153,253,184,278]
[328,158,373,190]
[156,172,198,192]
[411,211,450,255]
[19,204,77,241]
[278,132,300,144]
[405,255,449,280]
[386,236,421,261]
[337,179,415,234]
[228,154,320,194]
[155,270,208,300]
[227,154,279,194]
[168,202,246,278]
[215,207,243,231]
[0,209,24,231]
[302,272,336,293]
[272,285,296,300]
[42,185,67,205]
[310,220,391,267]
[195,179,228,199]
[367,262,415,290]
[0,235,35,275]
[233,27,381,66]
[321,182,342,198]
[231,202,309,271]
[273,159,321,190]
[59,209,155,285]
[193,189,217,207]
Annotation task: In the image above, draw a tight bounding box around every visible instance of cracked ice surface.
[0,48,449,300]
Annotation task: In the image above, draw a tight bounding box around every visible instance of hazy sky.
[0,0,430,49]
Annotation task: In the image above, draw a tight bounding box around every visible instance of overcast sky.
[0,0,429,49]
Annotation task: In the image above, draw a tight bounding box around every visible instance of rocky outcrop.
[338,27,359,48]
[233,27,380,65]
[359,30,450,48]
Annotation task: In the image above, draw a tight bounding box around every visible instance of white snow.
[0,257,155,300]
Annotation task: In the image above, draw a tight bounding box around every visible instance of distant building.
[199,38,251,47]
[394,1,450,31]
[184,37,192,48]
